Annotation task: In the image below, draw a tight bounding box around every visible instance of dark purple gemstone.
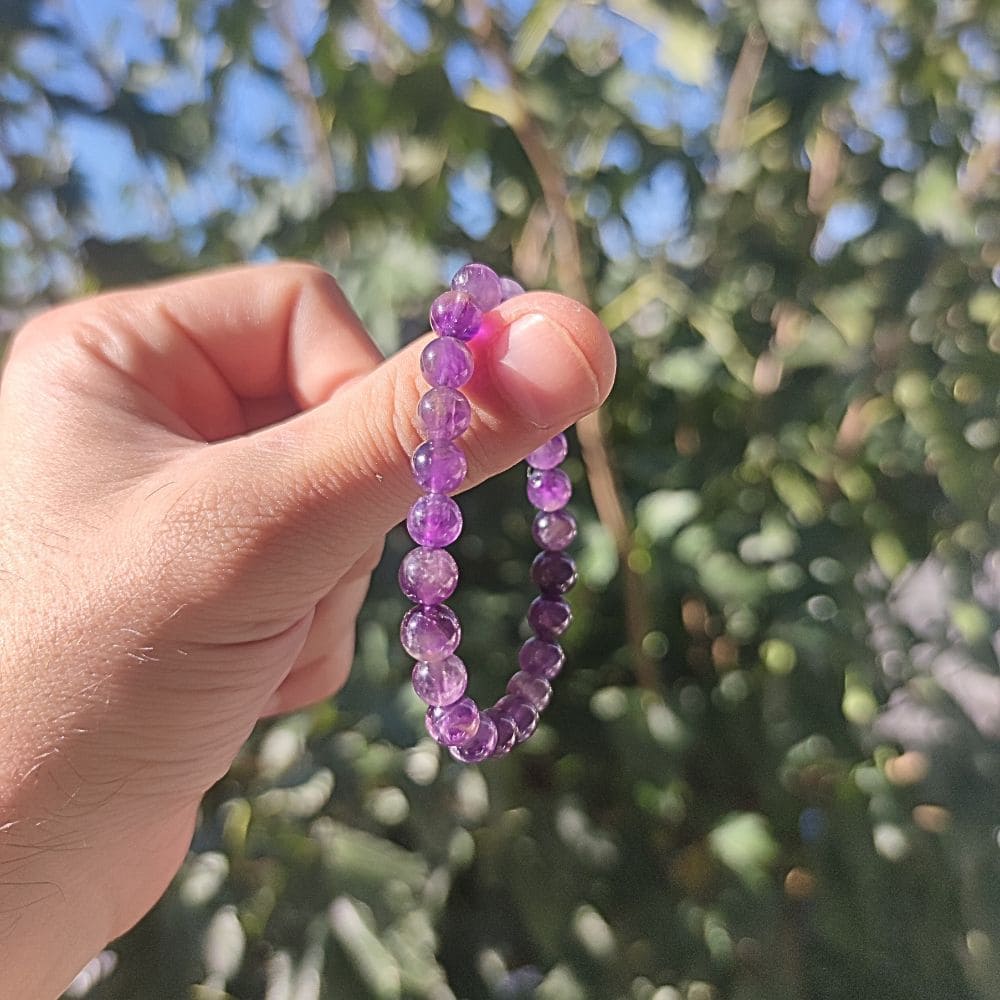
[430,290,482,341]
[532,510,577,551]
[418,387,472,441]
[451,263,502,311]
[506,671,552,711]
[398,546,459,605]
[400,604,461,662]
[420,337,473,389]
[531,551,577,595]
[494,694,539,743]
[526,433,568,470]
[407,493,462,547]
[499,276,525,301]
[426,696,480,747]
[450,712,498,762]
[411,441,467,492]
[483,708,517,757]
[411,655,467,706]
[527,468,572,512]
[528,596,572,641]
[518,638,565,679]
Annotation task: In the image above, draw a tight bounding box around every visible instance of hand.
[0,262,615,996]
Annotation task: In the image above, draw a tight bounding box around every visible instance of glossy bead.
[426,696,480,747]
[528,596,572,641]
[418,387,472,441]
[518,637,565,679]
[499,276,525,301]
[420,337,473,388]
[430,290,482,341]
[411,655,468,706]
[451,263,502,311]
[526,433,568,470]
[412,441,467,492]
[494,694,539,743]
[400,604,461,662]
[484,707,517,757]
[398,546,458,605]
[527,468,572,512]
[506,670,552,711]
[450,712,498,762]
[407,493,462,547]
[532,509,577,551]
[531,550,577,595]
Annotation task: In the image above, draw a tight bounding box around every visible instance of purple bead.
[450,712,498,762]
[526,433,568,470]
[531,551,577,595]
[499,276,525,301]
[418,387,472,441]
[398,546,458,605]
[528,596,572,641]
[483,708,517,757]
[451,263,503,312]
[400,604,461,662]
[518,638,565,679]
[532,510,577,551]
[426,696,480,747]
[527,468,572,512]
[421,337,473,389]
[407,493,462,547]
[494,694,539,744]
[412,441,467,492]
[411,655,467,706]
[506,670,552,711]
[430,290,483,341]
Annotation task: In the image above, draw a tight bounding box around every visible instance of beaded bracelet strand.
[398,263,578,763]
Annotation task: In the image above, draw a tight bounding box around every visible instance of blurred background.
[2,0,999,997]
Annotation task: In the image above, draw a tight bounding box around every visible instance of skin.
[0,262,616,997]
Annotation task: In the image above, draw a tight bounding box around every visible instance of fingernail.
[492,313,601,428]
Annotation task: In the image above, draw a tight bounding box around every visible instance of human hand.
[0,262,615,996]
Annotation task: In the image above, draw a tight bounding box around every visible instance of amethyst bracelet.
[399,263,578,763]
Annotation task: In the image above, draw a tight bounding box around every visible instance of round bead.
[412,441,467,492]
[400,604,461,662]
[526,433,568,470]
[418,387,472,441]
[528,596,572,641]
[518,638,565,679]
[483,707,517,757]
[449,712,498,762]
[426,696,480,747]
[532,510,577,551]
[430,290,482,341]
[411,655,468,706]
[506,670,552,711]
[451,263,502,311]
[420,337,473,388]
[407,493,462,547]
[399,547,458,605]
[494,694,539,744]
[527,468,572,512]
[499,276,525,301]
[531,550,578,595]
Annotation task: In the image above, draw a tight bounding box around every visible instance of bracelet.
[399,263,578,763]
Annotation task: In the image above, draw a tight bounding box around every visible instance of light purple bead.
[430,290,482,341]
[518,638,565,679]
[426,696,480,747]
[451,263,502,312]
[418,387,472,441]
[527,468,572,512]
[450,712,498,762]
[411,655,467,706]
[531,551,577,595]
[499,276,525,301]
[494,694,539,744]
[526,433,568,470]
[407,493,462,547]
[532,510,577,551]
[412,441,467,492]
[400,604,461,662]
[398,546,458,605]
[528,596,572,641]
[484,708,517,757]
[506,671,552,711]
[421,337,473,389]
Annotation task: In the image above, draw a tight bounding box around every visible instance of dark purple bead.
[531,550,578,595]
[518,638,565,679]
[420,337,473,389]
[451,263,502,312]
[399,546,458,605]
[532,510,577,551]
[494,694,539,744]
[527,468,572,512]
[528,596,572,641]
[450,712,498,762]
[418,387,472,441]
[411,441,467,492]
[407,493,462,547]
[400,604,461,662]
[526,433,568,470]
[483,708,517,757]
[411,655,467,706]
[499,276,525,301]
[430,290,482,341]
[426,696,480,747]
[506,671,552,711]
